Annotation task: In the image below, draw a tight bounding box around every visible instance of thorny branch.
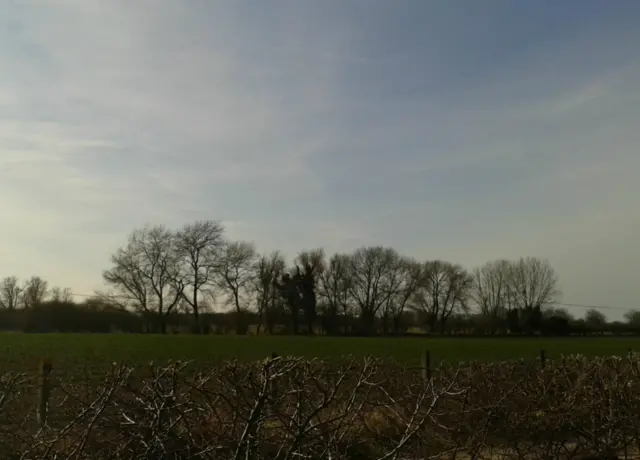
[0,355,637,459]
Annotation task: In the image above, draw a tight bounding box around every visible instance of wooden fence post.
[539,349,546,368]
[421,350,431,382]
[38,358,53,428]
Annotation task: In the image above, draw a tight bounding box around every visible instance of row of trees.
[0,275,72,309]
[1,220,635,335]
[91,220,618,335]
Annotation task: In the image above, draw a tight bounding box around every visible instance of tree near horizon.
[318,253,353,335]
[543,307,573,320]
[347,246,399,335]
[508,257,560,309]
[507,257,560,334]
[174,220,225,333]
[0,276,22,310]
[1,216,591,335]
[21,276,48,309]
[624,310,640,329]
[103,225,185,333]
[50,287,73,303]
[411,260,473,332]
[380,257,421,334]
[216,240,257,334]
[294,249,325,334]
[274,272,302,334]
[472,259,511,334]
[252,251,286,334]
[585,308,607,333]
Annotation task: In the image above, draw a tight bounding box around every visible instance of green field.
[1,334,639,375]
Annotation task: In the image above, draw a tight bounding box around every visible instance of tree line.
[1,220,638,335]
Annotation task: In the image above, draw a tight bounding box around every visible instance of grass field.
[1,333,639,375]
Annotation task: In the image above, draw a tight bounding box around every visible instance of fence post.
[421,350,431,382]
[38,358,53,428]
[539,349,546,368]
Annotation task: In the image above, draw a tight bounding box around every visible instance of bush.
[0,355,638,458]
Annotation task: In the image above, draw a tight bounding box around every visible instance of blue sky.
[1,1,639,319]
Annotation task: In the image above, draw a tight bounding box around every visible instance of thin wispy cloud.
[1,0,639,317]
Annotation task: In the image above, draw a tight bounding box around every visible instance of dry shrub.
[0,354,638,459]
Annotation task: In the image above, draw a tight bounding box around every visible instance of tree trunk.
[192,298,201,334]
[392,315,402,335]
[381,313,390,335]
[360,311,376,336]
[159,314,167,334]
[193,308,201,334]
[291,305,299,335]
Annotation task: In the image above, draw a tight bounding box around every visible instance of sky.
[1,0,639,320]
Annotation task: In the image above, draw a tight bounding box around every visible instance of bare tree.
[295,249,326,277]
[21,276,48,308]
[347,246,399,335]
[174,220,225,332]
[381,257,422,334]
[274,271,302,334]
[508,257,560,310]
[252,251,286,334]
[318,253,353,335]
[472,259,511,334]
[50,287,73,303]
[294,248,325,334]
[411,261,473,332]
[103,225,184,333]
[0,276,22,310]
[101,247,149,313]
[216,241,257,334]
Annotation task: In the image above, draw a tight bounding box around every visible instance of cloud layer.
[1,0,639,318]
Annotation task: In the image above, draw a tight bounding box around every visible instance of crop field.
[1,333,639,375]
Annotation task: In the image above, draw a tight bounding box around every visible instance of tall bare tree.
[103,225,184,333]
[274,271,302,334]
[508,257,560,310]
[50,287,73,303]
[21,276,48,308]
[348,246,399,335]
[217,241,257,334]
[0,276,22,310]
[101,245,149,313]
[472,259,511,334]
[252,251,286,334]
[318,253,353,335]
[295,249,326,277]
[294,249,325,334]
[411,261,473,332]
[505,257,559,333]
[174,220,225,332]
[381,258,422,334]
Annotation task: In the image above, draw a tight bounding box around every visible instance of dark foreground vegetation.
[1,355,639,459]
[1,298,639,338]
